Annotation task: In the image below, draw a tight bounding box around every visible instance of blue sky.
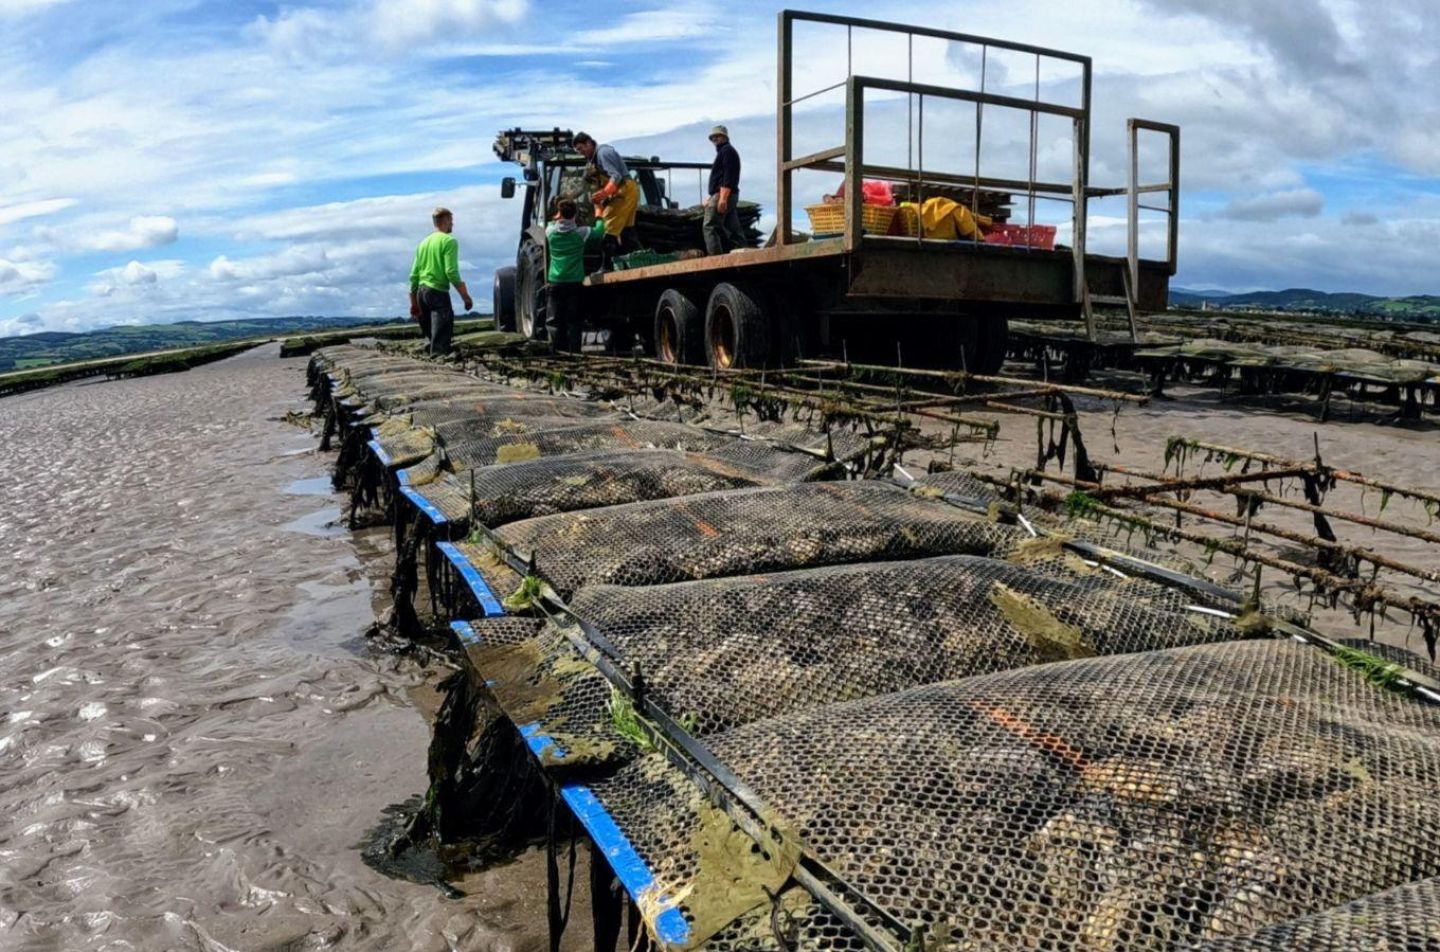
[1,0,1438,337]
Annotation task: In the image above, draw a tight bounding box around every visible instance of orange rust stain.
[693,520,720,537]
[969,699,1088,771]
[610,425,639,447]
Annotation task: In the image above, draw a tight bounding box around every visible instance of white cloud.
[369,0,528,47]
[0,256,57,296]
[44,215,180,253]
[0,198,78,227]
[0,0,72,15]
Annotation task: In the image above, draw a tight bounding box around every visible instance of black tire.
[515,242,548,340]
[704,282,770,370]
[957,314,1009,375]
[492,266,517,332]
[653,288,704,365]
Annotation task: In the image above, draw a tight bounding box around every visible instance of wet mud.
[0,345,577,951]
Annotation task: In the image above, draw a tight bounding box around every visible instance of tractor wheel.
[653,288,704,365]
[704,282,770,370]
[515,242,548,341]
[492,266,517,332]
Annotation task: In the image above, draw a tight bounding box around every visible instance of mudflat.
[0,345,565,951]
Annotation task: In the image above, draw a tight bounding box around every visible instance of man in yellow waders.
[574,131,639,268]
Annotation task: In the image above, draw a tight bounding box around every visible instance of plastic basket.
[805,203,897,236]
[612,249,680,271]
[983,223,1057,250]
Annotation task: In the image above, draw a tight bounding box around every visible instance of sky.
[1,0,1438,337]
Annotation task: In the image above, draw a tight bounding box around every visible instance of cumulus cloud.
[1222,189,1325,222]
[369,0,528,47]
[0,257,58,296]
[47,215,180,253]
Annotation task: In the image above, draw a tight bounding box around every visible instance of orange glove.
[591,180,619,205]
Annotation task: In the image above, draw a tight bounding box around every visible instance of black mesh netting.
[1184,875,1440,951]
[408,442,842,527]
[587,638,1440,950]
[447,481,1029,600]
[435,419,740,470]
[557,554,1250,736]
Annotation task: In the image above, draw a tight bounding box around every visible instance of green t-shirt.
[545,220,605,284]
[410,231,461,292]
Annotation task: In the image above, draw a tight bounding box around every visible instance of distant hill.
[1170,288,1440,321]
[0,316,402,372]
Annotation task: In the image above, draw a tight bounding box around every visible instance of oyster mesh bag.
[587,639,1440,950]
[1186,874,1440,951]
[410,441,838,528]
[464,481,1029,599]
[555,553,1249,737]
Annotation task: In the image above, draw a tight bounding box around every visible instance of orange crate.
[805,203,897,236]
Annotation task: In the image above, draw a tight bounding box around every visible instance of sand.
[0,344,575,951]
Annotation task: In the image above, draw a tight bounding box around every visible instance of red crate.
[984,223,1057,250]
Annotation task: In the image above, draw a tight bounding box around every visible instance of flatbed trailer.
[499,10,1181,371]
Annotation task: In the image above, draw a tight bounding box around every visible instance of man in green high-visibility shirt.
[408,206,472,356]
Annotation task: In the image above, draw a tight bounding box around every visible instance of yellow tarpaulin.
[914,196,992,239]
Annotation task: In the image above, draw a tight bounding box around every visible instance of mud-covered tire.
[515,243,548,340]
[704,282,770,369]
[960,315,1009,375]
[653,288,704,365]
[492,266,517,332]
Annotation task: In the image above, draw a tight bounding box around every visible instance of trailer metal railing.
[775,9,1180,308]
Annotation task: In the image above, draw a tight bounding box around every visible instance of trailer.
[494,10,1180,372]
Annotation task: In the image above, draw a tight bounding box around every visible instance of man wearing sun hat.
[703,125,748,255]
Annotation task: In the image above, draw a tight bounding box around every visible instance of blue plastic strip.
[518,720,564,759]
[449,620,482,646]
[436,542,506,617]
[560,784,691,946]
[367,439,393,468]
[399,485,448,525]
[396,467,411,486]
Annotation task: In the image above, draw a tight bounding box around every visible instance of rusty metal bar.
[1174,439,1440,508]
[799,358,1149,402]
[781,9,1092,65]
[1087,467,1313,501]
[777,10,793,246]
[782,145,847,172]
[804,161,1075,199]
[845,77,864,252]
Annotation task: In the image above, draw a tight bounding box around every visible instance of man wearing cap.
[703,125,748,255]
[573,132,639,267]
[408,206,471,356]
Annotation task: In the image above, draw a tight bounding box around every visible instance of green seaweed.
[1331,645,1408,693]
[607,686,657,753]
[502,575,544,612]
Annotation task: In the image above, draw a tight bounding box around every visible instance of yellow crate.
[805,202,898,235]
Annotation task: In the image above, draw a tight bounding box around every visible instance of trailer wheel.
[492,266,517,332]
[705,282,770,370]
[515,242,548,340]
[961,315,1009,375]
[654,289,704,365]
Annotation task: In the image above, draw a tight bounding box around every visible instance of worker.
[545,199,604,353]
[573,131,639,268]
[408,206,471,356]
[704,125,747,255]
